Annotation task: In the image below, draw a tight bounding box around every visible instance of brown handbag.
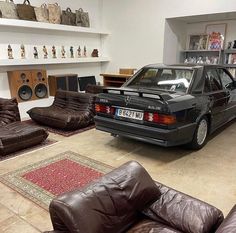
[16,0,36,21]
[48,3,61,24]
[61,8,76,26]
[76,8,90,27]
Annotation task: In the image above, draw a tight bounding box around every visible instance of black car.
[95,64,236,149]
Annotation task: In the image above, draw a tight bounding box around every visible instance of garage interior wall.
[102,0,236,71]
[0,0,103,119]
[2,0,236,118]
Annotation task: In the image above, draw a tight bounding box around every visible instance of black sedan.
[95,64,236,149]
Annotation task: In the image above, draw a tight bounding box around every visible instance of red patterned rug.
[0,139,57,162]
[0,151,112,210]
[24,120,95,137]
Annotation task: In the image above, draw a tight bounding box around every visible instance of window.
[206,69,223,92]
[127,68,193,93]
[218,69,233,89]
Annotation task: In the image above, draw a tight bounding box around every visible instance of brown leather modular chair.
[0,97,48,156]
[85,84,104,94]
[27,90,95,131]
[44,161,236,233]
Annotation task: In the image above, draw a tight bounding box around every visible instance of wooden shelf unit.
[100,73,132,87]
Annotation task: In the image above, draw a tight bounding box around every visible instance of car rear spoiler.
[102,87,173,101]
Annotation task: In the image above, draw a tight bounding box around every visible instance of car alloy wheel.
[196,118,208,146]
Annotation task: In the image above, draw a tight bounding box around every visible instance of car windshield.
[127,68,193,93]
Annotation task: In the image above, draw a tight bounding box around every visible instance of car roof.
[144,63,224,70]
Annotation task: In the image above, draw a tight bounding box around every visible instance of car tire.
[188,116,209,150]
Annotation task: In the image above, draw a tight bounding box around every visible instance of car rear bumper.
[95,116,197,147]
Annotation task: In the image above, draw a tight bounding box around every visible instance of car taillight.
[95,104,115,115]
[144,112,176,125]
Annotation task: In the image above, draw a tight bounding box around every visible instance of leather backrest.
[215,205,236,233]
[0,97,20,125]
[49,161,161,233]
[143,182,224,233]
[53,90,95,112]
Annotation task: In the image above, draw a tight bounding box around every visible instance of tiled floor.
[1,122,236,232]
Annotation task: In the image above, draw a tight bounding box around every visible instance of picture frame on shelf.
[187,34,209,50]
[205,23,227,50]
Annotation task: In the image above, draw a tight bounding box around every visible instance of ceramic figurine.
[233,40,236,49]
[43,46,48,59]
[83,46,87,57]
[91,49,98,57]
[70,46,74,58]
[33,47,38,59]
[8,45,13,59]
[52,46,56,58]
[205,56,211,64]
[77,46,81,57]
[61,46,66,58]
[227,41,232,49]
[20,44,25,59]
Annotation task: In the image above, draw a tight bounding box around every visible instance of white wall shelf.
[0,57,110,67]
[0,18,109,35]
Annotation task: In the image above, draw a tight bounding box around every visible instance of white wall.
[102,0,236,72]
[0,0,104,119]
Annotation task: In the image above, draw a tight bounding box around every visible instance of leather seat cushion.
[0,97,20,126]
[127,219,182,233]
[142,182,224,233]
[49,161,161,233]
[0,122,48,156]
[28,91,95,130]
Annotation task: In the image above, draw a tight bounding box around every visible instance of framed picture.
[205,23,227,50]
[187,34,209,50]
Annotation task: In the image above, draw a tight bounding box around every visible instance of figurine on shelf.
[197,56,204,64]
[20,44,25,59]
[33,47,38,59]
[61,46,66,58]
[8,45,13,59]
[52,46,57,58]
[233,40,236,49]
[227,41,233,49]
[43,46,48,59]
[205,56,211,64]
[70,46,74,58]
[83,46,87,57]
[77,46,81,57]
[91,49,98,57]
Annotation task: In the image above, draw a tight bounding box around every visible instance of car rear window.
[127,68,193,93]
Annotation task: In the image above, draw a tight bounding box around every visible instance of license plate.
[116,108,144,120]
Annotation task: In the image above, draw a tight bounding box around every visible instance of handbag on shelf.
[61,8,76,26]
[34,3,49,23]
[76,8,90,27]
[16,0,36,21]
[0,0,18,19]
[48,3,61,24]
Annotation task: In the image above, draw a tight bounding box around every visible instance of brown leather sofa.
[0,97,48,156]
[44,161,236,233]
[27,90,95,130]
[85,84,104,94]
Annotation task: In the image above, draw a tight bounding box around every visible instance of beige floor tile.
[0,215,40,233]
[0,204,15,223]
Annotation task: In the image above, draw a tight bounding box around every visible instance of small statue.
[61,46,66,58]
[20,44,25,59]
[52,46,57,58]
[227,41,232,49]
[33,47,38,59]
[8,45,13,59]
[70,46,74,58]
[77,46,81,57]
[83,46,87,57]
[91,49,98,57]
[233,40,236,49]
[205,56,211,64]
[43,46,48,59]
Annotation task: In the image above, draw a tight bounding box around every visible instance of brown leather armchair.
[0,97,48,156]
[27,90,95,130]
[44,161,236,233]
